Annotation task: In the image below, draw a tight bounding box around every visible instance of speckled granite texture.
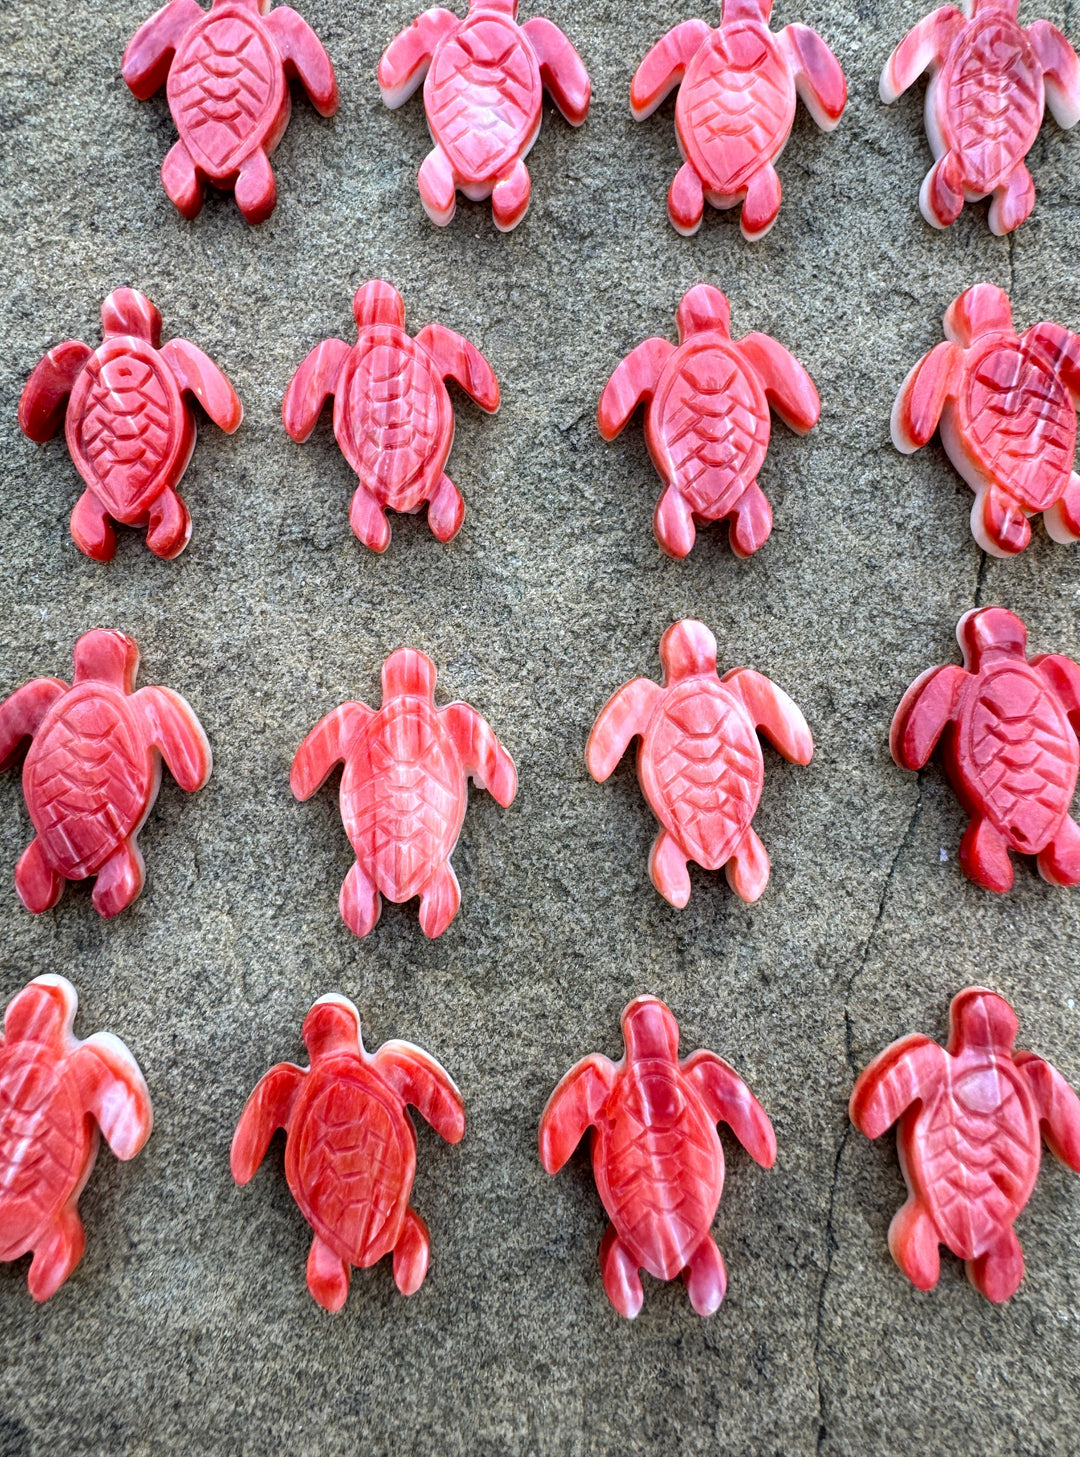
[2,0,1080,1451]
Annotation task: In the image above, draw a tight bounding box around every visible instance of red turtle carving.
[586,620,813,907]
[282,281,500,552]
[881,0,1080,234]
[891,607,1080,892]
[539,995,776,1318]
[291,648,516,938]
[598,285,820,559]
[231,994,465,1309]
[851,986,1080,1301]
[892,283,1080,556]
[18,289,242,562]
[0,975,153,1301]
[629,0,846,239]
[0,630,211,917]
[378,0,590,232]
[122,0,338,224]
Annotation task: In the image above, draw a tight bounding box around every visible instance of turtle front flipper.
[231,1062,305,1183]
[27,1208,86,1304]
[891,340,959,452]
[441,702,517,806]
[629,19,711,120]
[1029,19,1080,129]
[682,1049,777,1167]
[18,340,92,443]
[597,338,675,439]
[0,676,67,770]
[889,664,966,770]
[134,685,212,792]
[1014,1049,1080,1172]
[723,667,814,764]
[122,0,203,98]
[780,23,846,131]
[414,322,500,413]
[159,337,243,435]
[282,338,351,441]
[263,4,339,117]
[538,1055,617,1174]
[291,702,374,799]
[585,677,662,782]
[879,6,964,102]
[377,8,461,110]
[373,1040,465,1145]
[735,332,821,435]
[520,16,591,126]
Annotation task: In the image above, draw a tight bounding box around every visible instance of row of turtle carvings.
[115,0,1080,238]
[2,976,1078,1313]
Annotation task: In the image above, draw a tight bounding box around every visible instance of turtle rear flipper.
[27,1208,86,1305]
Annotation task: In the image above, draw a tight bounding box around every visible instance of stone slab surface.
[2,0,1080,1451]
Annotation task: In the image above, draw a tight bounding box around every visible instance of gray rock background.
[2,0,1080,1450]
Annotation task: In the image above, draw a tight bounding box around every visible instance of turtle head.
[353,280,406,331]
[722,0,774,20]
[957,607,1027,669]
[470,0,517,12]
[101,289,162,346]
[303,994,364,1061]
[382,647,438,702]
[622,996,681,1064]
[658,619,718,684]
[948,987,1018,1056]
[676,285,731,342]
[943,284,1013,346]
[3,975,77,1050]
[72,630,140,691]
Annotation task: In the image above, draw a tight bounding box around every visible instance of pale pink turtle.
[282,281,499,552]
[630,0,846,239]
[598,285,820,559]
[881,0,1080,234]
[587,620,813,907]
[378,0,591,232]
[291,648,516,938]
[893,283,1080,556]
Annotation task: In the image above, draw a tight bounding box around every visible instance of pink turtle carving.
[378,0,591,232]
[881,0,1080,234]
[586,620,813,907]
[122,0,339,225]
[891,607,1080,892]
[598,286,820,559]
[282,281,500,552]
[291,648,517,938]
[630,0,846,239]
[232,994,464,1309]
[851,987,1080,1302]
[539,995,776,1318]
[0,975,153,1301]
[18,289,242,562]
[893,283,1080,556]
[0,630,212,917]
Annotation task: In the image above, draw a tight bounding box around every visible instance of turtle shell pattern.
[650,337,770,519]
[940,13,1042,193]
[677,22,796,194]
[952,660,1077,852]
[169,5,286,176]
[333,327,452,513]
[639,678,764,868]
[425,13,541,184]
[954,334,1075,512]
[66,339,189,522]
[23,685,152,878]
[905,1054,1037,1258]
[0,1043,87,1260]
[593,1062,723,1278]
[288,1058,414,1265]
[340,696,466,901]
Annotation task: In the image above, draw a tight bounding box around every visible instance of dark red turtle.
[18,289,241,561]
[282,282,500,552]
[892,283,1080,555]
[598,285,820,558]
[231,994,465,1309]
[0,975,153,1301]
[291,647,516,938]
[881,0,1080,234]
[122,0,338,225]
[851,987,1080,1301]
[891,607,1080,892]
[586,620,813,907]
[629,0,846,239]
[378,0,590,232]
[539,996,776,1318]
[0,630,211,917]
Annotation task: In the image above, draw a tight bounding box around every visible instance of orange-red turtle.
[586,620,813,907]
[851,986,1080,1301]
[232,994,465,1309]
[892,283,1080,556]
[282,281,500,552]
[122,0,338,224]
[891,607,1080,892]
[881,0,1080,234]
[0,975,153,1301]
[630,0,846,239]
[291,647,516,938]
